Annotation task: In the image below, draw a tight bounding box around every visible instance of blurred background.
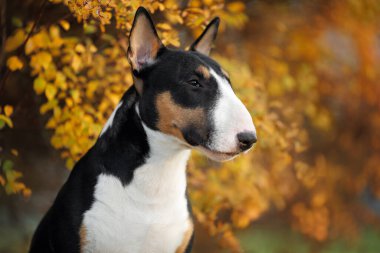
[1,0,380,252]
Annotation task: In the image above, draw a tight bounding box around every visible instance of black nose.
[237,131,257,151]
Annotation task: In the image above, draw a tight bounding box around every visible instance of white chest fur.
[82,125,192,253]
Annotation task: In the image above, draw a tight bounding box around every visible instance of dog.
[29,7,257,253]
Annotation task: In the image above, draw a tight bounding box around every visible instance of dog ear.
[190,17,220,56]
[128,7,163,72]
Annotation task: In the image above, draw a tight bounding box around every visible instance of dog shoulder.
[30,149,103,252]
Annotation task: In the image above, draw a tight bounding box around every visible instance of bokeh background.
[1,0,380,252]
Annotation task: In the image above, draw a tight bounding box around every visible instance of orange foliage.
[1,0,380,251]
[0,105,31,198]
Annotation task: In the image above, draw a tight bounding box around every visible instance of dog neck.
[97,88,191,198]
[135,105,191,199]
[135,122,191,199]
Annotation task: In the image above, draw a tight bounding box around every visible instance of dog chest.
[81,172,192,253]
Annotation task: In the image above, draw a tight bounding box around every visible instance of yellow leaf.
[232,211,251,228]
[75,44,86,53]
[49,26,60,39]
[84,23,97,34]
[10,182,26,194]
[25,31,50,55]
[59,20,70,31]
[4,105,14,117]
[51,136,62,148]
[53,107,61,117]
[89,45,97,53]
[54,72,67,90]
[71,54,82,72]
[65,98,74,107]
[6,56,23,71]
[33,77,46,94]
[0,175,5,186]
[46,118,57,128]
[0,115,13,128]
[11,149,19,156]
[227,2,245,13]
[70,89,80,102]
[86,81,98,99]
[39,52,53,69]
[45,64,57,81]
[5,29,26,52]
[45,85,57,100]
[157,23,172,31]
[39,99,58,114]
[23,188,32,198]
[66,158,74,169]
[30,51,52,72]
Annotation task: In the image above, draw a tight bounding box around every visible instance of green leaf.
[0,115,13,128]
[84,23,97,34]
[2,160,14,172]
[11,17,23,28]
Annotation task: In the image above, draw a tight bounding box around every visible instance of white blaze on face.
[209,68,256,153]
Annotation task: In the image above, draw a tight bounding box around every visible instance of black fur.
[30,7,228,253]
[29,87,152,252]
[138,48,228,147]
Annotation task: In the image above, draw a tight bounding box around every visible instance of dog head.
[127,7,256,161]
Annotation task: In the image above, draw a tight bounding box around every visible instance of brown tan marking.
[196,65,210,79]
[175,219,194,253]
[156,92,205,140]
[79,224,87,252]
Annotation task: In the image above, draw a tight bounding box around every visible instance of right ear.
[127,7,163,73]
[190,17,220,56]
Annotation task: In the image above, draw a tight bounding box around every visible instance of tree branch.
[0,0,7,72]
[0,0,49,97]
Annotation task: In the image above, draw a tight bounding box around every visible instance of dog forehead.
[188,51,224,74]
[156,49,223,76]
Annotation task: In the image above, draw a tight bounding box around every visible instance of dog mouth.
[196,146,240,162]
[180,130,243,161]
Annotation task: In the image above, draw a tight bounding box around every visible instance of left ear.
[128,7,164,72]
[190,17,220,56]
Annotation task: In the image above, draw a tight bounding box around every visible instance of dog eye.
[187,79,202,88]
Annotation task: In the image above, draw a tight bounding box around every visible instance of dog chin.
[197,146,240,162]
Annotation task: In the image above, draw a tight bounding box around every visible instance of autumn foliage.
[1,0,380,252]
